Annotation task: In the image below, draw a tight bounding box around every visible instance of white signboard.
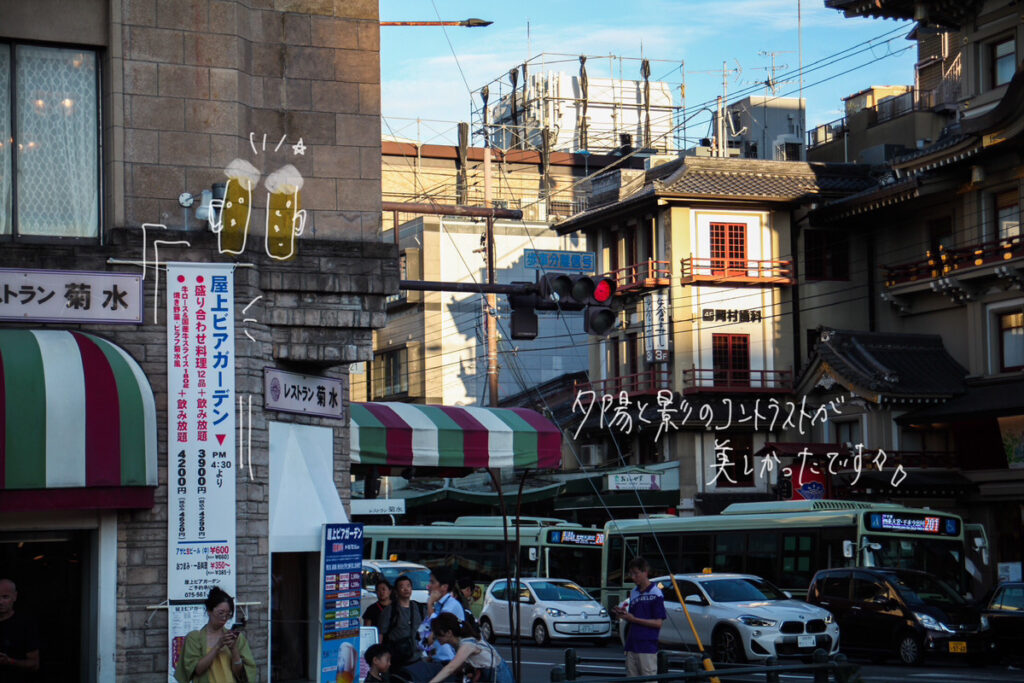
[350,499,406,516]
[644,291,669,362]
[0,267,142,323]
[607,472,662,491]
[166,263,237,679]
[265,367,345,419]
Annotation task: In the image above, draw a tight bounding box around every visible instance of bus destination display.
[865,512,960,537]
[548,529,604,546]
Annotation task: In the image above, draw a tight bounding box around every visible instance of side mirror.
[684,594,703,605]
[843,540,855,559]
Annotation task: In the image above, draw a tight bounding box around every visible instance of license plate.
[948,641,967,653]
[581,624,602,634]
[798,635,816,648]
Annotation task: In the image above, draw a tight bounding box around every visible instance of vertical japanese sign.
[319,523,364,683]
[166,263,237,679]
[644,291,669,362]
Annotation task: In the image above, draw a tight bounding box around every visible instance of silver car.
[617,573,840,662]
[480,578,612,646]
[360,560,431,612]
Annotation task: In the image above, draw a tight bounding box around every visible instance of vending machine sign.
[320,524,364,683]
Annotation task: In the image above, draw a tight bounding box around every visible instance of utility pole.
[484,146,499,407]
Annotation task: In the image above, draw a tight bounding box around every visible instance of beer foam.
[224,159,259,186]
[265,164,304,195]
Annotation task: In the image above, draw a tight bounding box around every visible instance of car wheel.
[479,618,496,644]
[532,620,550,646]
[713,626,746,664]
[896,633,923,666]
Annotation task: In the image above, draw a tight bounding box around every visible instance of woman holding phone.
[174,587,258,683]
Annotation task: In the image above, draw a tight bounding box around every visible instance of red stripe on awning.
[508,407,563,469]
[362,403,414,467]
[437,406,490,468]
[0,486,154,512]
[73,332,122,486]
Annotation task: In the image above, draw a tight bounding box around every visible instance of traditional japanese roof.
[799,328,968,404]
[825,0,982,29]
[556,156,875,234]
[0,329,158,511]
[349,402,562,471]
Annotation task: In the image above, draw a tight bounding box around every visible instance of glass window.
[713,534,745,571]
[1000,312,1024,372]
[548,547,601,589]
[746,532,778,579]
[852,576,888,602]
[678,534,712,574]
[701,577,786,602]
[997,190,1020,240]
[712,334,750,388]
[710,222,747,275]
[529,581,593,602]
[371,347,409,398]
[819,571,851,599]
[990,586,1024,611]
[606,535,624,587]
[2,44,99,238]
[993,38,1016,88]
[833,419,862,445]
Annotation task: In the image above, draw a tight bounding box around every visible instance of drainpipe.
[867,234,877,331]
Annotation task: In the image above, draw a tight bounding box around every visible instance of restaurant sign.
[265,367,345,419]
[0,267,142,323]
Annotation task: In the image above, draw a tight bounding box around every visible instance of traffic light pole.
[484,146,499,409]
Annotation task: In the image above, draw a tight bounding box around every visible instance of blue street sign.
[524,249,596,273]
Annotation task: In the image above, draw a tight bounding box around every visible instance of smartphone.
[231,622,245,632]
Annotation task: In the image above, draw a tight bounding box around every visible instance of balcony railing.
[680,256,795,286]
[574,368,672,397]
[607,260,672,294]
[807,86,947,150]
[832,450,958,471]
[883,235,1024,287]
[681,367,793,394]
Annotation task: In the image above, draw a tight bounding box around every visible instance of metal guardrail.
[550,647,862,682]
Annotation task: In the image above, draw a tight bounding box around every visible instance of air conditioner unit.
[521,197,548,222]
[580,444,602,467]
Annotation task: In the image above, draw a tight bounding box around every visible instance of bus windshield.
[864,537,964,592]
[701,578,787,603]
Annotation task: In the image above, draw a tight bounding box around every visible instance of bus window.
[606,536,624,587]
[679,534,712,573]
[780,534,815,588]
[548,547,600,589]
[713,534,744,572]
[638,535,679,578]
[363,539,373,559]
[746,532,777,578]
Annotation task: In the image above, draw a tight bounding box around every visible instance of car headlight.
[915,612,953,633]
[824,613,833,625]
[545,608,566,617]
[738,615,777,628]
[980,615,990,631]
[599,609,609,618]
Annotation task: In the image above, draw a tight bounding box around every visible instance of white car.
[617,573,840,663]
[360,560,431,612]
[479,578,612,646]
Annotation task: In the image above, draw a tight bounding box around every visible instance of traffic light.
[537,273,619,335]
[508,282,538,340]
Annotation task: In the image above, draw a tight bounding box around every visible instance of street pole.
[484,146,499,408]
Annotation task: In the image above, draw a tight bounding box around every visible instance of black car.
[982,582,1024,664]
[806,567,992,665]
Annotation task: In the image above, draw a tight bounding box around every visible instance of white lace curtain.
[10,45,98,237]
[0,47,10,236]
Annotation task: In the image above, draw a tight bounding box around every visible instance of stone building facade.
[0,1,394,681]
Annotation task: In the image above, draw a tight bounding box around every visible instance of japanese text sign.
[265,367,344,419]
[166,263,237,679]
[524,249,596,272]
[319,523,364,683]
[644,291,669,362]
[0,268,142,324]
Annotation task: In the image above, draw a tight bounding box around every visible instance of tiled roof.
[656,157,876,201]
[824,0,981,28]
[809,328,968,403]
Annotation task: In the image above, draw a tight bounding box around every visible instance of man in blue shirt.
[613,557,666,678]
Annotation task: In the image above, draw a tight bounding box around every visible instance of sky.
[379,0,917,147]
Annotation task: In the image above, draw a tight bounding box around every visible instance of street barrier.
[549,648,863,682]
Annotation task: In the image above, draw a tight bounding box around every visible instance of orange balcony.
[574,368,672,397]
[680,256,796,286]
[681,367,793,394]
[607,260,672,294]
[884,235,1024,287]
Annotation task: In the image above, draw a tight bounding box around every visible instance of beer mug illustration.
[336,641,357,683]
[265,164,306,261]
[209,159,259,255]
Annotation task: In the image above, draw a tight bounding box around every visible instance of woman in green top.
[174,587,258,683]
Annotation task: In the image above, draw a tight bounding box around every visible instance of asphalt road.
[494,641,1024,682]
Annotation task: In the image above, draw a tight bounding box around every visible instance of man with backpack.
[377,575,426,677]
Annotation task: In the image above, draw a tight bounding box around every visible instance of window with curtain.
[1,44,99,238]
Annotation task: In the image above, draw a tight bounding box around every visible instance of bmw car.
[617,573,840,662]
[479,578,612,646]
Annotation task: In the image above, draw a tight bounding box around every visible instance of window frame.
[712,333,750,388]
[995,188,1020,241]
[0,39,103,242]
[709,222,747,275]
[990,36,1017,89]
[998,311,1024,372]
[370,346,409,399]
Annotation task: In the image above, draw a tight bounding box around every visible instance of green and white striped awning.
[350,402,562,470]
[0,329,157,511]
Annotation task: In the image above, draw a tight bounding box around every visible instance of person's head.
[364,643,391,673]
[204,586,235,630]
[375,578,392,603]
[627,557,651,587]
[456,577,475,602]
[394,575,413,601]
[0,579,16,618]
[430,612,464,646]
[428,568,455,601]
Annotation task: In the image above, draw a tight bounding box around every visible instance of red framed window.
[712,334,750,387]
[710,223,746,275]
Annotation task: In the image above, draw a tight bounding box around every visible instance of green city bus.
[600,500,986,610]
[364,516,606,595]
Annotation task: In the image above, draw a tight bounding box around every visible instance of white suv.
[479,578,612,646]
[617,573,840,663]
[360,560,431,611]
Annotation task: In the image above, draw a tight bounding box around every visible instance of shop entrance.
[0,530,88,682]
[271,551,320,682]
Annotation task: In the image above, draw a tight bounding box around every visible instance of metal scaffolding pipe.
[382,201,523,220]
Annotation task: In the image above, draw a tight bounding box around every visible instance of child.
[364,643,391,683]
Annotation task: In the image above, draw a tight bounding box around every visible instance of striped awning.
[350,403,562,470]
[0,329,158,511]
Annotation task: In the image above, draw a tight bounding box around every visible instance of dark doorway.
[272,552,315,682]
